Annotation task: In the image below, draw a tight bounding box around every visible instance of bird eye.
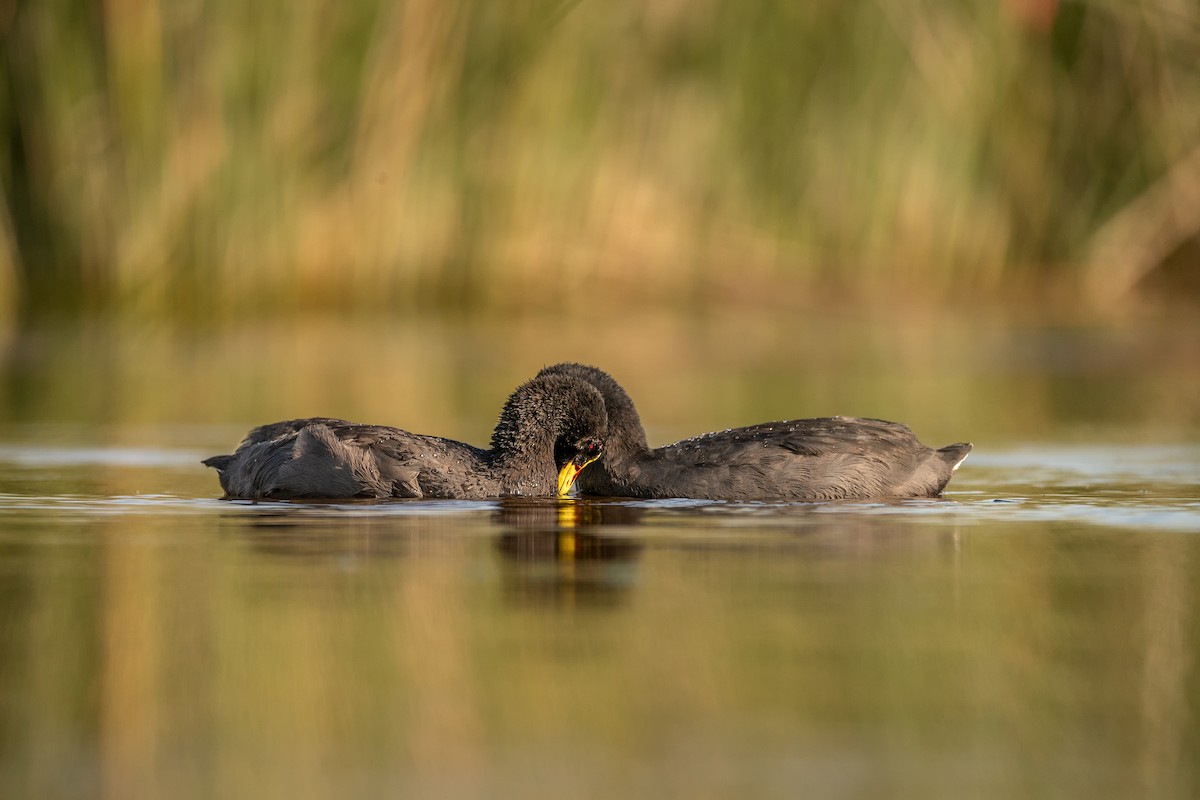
[586,442,599,455]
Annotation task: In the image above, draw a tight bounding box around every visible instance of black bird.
[203,373,607,500]
[536,364,971,501]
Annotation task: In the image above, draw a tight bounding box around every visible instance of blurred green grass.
[1,0,1198,320]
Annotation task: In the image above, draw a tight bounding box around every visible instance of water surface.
[1,432,1196,799]
[2,314,1198,798]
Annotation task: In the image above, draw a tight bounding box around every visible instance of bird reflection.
[216,505,433,562]
[493,498,644,608]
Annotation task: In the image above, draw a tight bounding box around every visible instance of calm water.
[0,434,1197,799]
[1,315,1198,799]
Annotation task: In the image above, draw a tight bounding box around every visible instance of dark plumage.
[536,364,972,501]
[203,373,607,500]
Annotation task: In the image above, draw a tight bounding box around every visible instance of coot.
[536,363,970,501]
[203,373,607,500]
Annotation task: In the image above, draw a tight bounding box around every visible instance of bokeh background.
[1,0,1198,441]
[2,5,1200,799]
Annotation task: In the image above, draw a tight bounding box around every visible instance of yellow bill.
[556,452,601,497]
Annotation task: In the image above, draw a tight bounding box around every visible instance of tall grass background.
[1,0,1198,322]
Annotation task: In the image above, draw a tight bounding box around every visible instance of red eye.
[586,442,599,455]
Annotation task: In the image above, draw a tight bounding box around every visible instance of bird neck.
[480,416,547,490]
[602,411,652,467]
[487,384,562,493]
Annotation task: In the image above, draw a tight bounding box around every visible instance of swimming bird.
[536,363,971,501]
[203,373,607,500]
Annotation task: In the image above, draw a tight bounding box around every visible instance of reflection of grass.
[1,2,1198,318]
[4,513,1194,796]
[2,313,1197,442]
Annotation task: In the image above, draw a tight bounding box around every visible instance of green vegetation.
[1,0,1197,319]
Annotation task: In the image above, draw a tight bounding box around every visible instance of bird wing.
[362,432,491,499]
[237,417,353,448]
[651,417,929,500]
[215,419,494,500]
[664,417,919,458]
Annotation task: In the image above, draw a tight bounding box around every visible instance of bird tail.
[202,454,234,472]
[938,443,973,471]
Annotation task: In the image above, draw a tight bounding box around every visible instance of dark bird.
[536,364,971,501]
[203,373,607,500]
